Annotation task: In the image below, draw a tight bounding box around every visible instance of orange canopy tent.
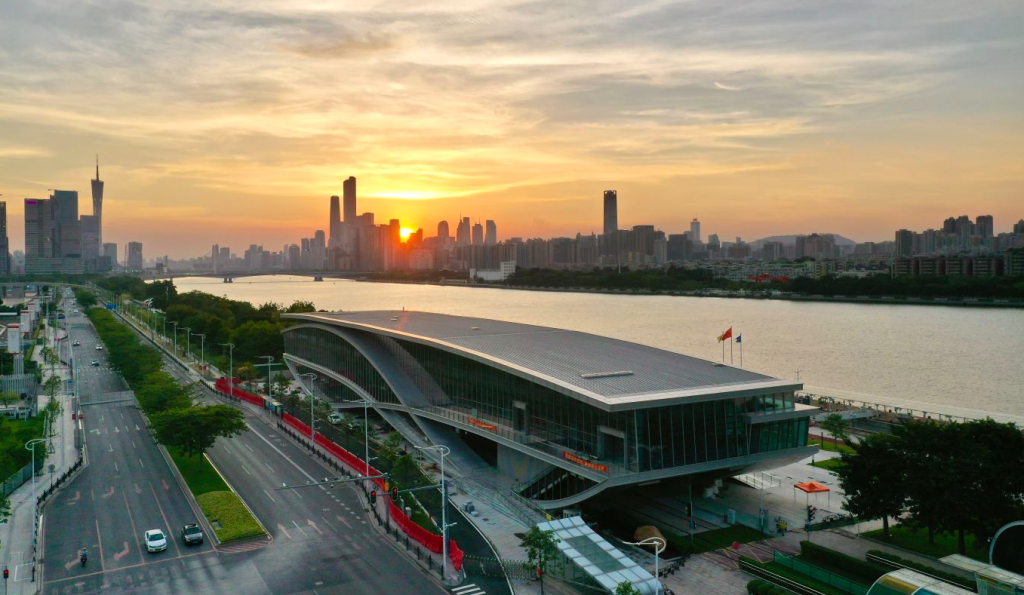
[794,481,831,507]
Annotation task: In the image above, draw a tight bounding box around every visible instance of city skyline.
[1,1,1023,258]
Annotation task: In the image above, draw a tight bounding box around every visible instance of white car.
[327,412,343,424]
[145,529,168,553]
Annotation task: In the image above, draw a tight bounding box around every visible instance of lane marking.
[149,483,182,556]
[336,514,352,530]
[131,439,137,449]
[241,465,252,476]
[94,519,107,572]
[113,541,130,561]
[44,551,215,586]
[320,517,338,532]
[262,489,277,503]
[102,486,115,499]
[162,479,170,490]
[122,491,144,565]
[133,484,142,494]
[139,458,145,469]
[291,520,308,538]
[245,443,255,453]
[222,445,231,454]
[294,490,303,499]
[307,519,323,535]
[263,462,274,473]
[277,523,292,539]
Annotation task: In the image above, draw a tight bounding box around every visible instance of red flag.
[718,327,733,342]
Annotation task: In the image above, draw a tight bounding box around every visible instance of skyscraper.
[895,229,914,257]
[127,241,143,271]
[343,176,357,222]
[0,202,8,275]
[51,190,81,257]
[472,222,484,245]
[456,217,471,246]
[329,195,341,246]
[102,242,118,266]
[437,220,450,241]
[24,198,51,258]
[976,215,994,238]
[485,220,497,245]
[603,190,618,235]
[690,218,701,243]
[91,155,104,246]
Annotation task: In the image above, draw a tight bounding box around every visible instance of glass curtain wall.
[284,326,809,475]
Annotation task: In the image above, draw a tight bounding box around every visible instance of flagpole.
[730,330,734,365]
[722,338,725,363]
[740,339,743,367]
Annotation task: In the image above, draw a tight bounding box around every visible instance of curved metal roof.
[283,310,800,410]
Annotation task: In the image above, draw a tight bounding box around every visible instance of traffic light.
[391,486,399,501]
[807,506,817,523]
[4,567,9,579]
[370,490,377,505]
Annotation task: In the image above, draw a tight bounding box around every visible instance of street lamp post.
[342,399,371,481]
[257,355,276,398]
[192,333,206,373]
[170,321,178,356]
[182,327,192,362]
[300,373,317,441]
[25,438,48,528]
[219,343,234,382]
[416,444,451,582]
[623,537,666,595]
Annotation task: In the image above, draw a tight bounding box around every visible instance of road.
[42,301,451,595]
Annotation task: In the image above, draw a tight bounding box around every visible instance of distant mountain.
[748,234,857,249]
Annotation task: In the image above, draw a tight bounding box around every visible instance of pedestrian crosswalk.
[452,583,486,595]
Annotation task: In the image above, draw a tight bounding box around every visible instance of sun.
[400,227,415,241]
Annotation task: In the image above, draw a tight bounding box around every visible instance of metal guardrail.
[771,551,868,595]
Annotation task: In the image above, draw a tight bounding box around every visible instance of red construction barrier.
[221,381,465,568]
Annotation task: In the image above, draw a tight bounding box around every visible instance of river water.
[172,275,1024,419]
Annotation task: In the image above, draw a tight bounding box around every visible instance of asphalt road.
[42,302,453,595]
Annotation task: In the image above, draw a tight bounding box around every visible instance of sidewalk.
[1,293,83,595]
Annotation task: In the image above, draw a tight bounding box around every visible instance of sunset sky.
[1,0,1022,258]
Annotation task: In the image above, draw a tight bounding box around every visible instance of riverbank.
[356,278,1024,308]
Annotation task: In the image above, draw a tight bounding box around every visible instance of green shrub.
[747,579,790,595]
[800,541,888,585]
[866,550,977,592]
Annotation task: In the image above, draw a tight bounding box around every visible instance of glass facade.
[284,324,810,478]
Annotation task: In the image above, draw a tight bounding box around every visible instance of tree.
[285,301,316,314]
[151,405,247,458]
[0,391,18,408]
[230,320,285,365]
[819,414,850,448]
[836,433,906,538]
[615,582,642,595]
[521,526,560,594]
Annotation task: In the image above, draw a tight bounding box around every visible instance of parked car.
[72,341,80,346]
[95,345,104,351]
[91,360,99,366]
[145,529,168,553]
[181,524,204,546]
[327,412,343,424]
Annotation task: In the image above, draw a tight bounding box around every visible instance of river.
[171,275,1024,419]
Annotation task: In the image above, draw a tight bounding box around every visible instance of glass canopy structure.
[282,310,817,508]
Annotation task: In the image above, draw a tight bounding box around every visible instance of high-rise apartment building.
[895,229,914,258]
[0,202,8,275]
[472,222,484,245]
[126,241,143,270]
[24,198,51,258]
[485,220,497,245]
[690,218,701,244]
[976,215,994,238]
[437,221,450,241]
[91,156,104,246]
[603,190,618,235]
[343,176,357,222]
[80,215,100,269]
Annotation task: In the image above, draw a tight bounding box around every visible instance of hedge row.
[866,550,977,592]
[748,579,792,595]
[800,541,888,585]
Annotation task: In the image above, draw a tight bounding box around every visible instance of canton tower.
[91,155,104,245]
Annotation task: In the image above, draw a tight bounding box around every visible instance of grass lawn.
[197,491,265,542]
[167,448,229,496]
[810,458,845,472]
[864,525,987,561]
[809,437,856,455]
[693,525,767,552]
[167,447,264,542]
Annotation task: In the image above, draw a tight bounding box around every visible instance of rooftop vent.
[580,371,635,380]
